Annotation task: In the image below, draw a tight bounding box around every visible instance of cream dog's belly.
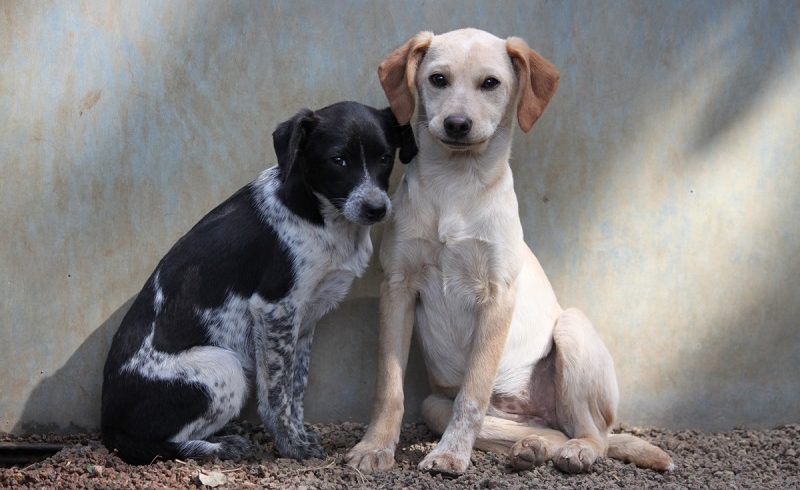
[384,168,563,406]
[414,261,476,388]
[413,239,561,398]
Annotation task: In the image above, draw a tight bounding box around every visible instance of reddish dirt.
[1,422,798,489]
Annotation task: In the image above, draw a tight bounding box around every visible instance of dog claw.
[209,435,252,460]
[418,449,470,475]
[554,439,597,474]
[301,426,322,446]
[345,443,395,473]
[275,435,326,460]
[509,436,552,470]
[510,435,554,470]
[282,442,326,460]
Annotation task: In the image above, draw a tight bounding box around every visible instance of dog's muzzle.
[361,201,387,222]
[443,114,473,139]
[436,114,489,151]
[343,183,392,225]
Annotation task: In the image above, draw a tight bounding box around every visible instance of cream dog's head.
[379,28,560,154]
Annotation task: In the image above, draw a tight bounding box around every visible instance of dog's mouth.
[346,208,391,226]
[439,138,487,151]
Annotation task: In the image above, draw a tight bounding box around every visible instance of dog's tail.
[473,415,674,472]
[607,433,675,472]
[103,431,231,465]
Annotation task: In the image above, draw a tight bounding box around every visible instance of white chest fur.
[257,168,373,328]
[201,168,373,366]
[382,160,559,393]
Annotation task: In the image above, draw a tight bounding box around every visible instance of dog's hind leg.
[546,307,620,473]
[421,393,568,469]
[546,308,673,472]
[420,310,613,473]
[169,346,250,460]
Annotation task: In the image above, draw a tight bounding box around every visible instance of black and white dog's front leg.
[251,302,324,459]
[290,330,323,449]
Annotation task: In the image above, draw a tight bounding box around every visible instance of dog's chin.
[341,209,391,226]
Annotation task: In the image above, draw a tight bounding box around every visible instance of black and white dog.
[101,101,416,465]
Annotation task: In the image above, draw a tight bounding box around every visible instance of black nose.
[362,202,387,221]
[443,115,472,138]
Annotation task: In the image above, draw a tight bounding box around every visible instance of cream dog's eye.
[429,73,449,88]
[481,77,500,90]
[331,157,347,167]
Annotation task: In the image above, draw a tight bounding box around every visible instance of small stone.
[198,471,228,487]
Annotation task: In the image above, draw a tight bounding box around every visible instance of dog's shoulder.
[159,176,293,306]
[108,171,296,360]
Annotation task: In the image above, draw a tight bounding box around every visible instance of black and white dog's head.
[273,101,416,225]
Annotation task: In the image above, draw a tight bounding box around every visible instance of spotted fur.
[101,102,416,465]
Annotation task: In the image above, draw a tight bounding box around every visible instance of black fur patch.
[101,101,413,465]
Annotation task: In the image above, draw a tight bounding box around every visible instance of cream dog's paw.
[345,441,395,473]
[554,439,599,474]
[510,434,559,470]
[418,447,470,476]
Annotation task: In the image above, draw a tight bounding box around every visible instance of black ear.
[380,107,418,164]
[272,108,319,181]
[397,124,417,164]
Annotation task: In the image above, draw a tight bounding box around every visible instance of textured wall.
[1,1,798,434]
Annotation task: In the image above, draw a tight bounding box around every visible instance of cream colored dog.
[346,28,673,475]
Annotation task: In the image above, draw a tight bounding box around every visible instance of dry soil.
[2,421,798,489]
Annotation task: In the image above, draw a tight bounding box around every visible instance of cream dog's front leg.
[418,286,515,475]
[345,275,416,473]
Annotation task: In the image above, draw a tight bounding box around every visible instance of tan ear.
[378,31,434,125]
[506,37,560,132]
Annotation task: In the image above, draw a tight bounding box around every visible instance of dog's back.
[102,101,413,464]
[101,184,282,464]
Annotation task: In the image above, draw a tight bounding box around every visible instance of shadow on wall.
[685,4,798,155]
[303,297,429,424]
[12,297,136,434]
[623,5,800,429]
[663,266,800,430]
[238,297,430,425]
[14,295,429,434]
[8,0,799,435]
[545,2,800,429]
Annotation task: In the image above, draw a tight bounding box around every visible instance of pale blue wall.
[1,1,798,433]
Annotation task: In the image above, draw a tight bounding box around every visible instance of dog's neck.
[274,172,368,240]
[276,172,326,225]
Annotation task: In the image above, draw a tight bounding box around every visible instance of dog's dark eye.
[429,73,448,88]
[380,154,393,165]
[331,157,346,167]
[481,77,500,90]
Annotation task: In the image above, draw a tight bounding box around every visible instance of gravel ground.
[2,421,798,489]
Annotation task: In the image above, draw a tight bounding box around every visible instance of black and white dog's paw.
[275,431,326,460]
[300,424,322,447]
[209,435,252,460]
